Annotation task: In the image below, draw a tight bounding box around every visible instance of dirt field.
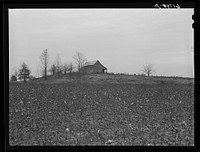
[9,82,194,146]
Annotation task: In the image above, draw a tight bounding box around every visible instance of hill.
[28,73,194,85]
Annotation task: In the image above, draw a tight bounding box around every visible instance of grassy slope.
[29,74,194,84]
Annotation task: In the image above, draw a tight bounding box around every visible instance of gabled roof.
[82,60,107,69]
[83,60,98,66]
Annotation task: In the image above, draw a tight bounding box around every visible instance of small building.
[81,60,107,74]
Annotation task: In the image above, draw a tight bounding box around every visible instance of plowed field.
[9,83,194,146]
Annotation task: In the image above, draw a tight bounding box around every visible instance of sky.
[9,9,194,78]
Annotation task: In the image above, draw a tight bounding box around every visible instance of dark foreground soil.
[9,83,194,146]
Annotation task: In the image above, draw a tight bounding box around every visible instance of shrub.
[10,75,17,81]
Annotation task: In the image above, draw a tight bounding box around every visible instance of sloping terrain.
[31,74,194,84]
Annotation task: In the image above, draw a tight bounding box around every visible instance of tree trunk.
[45,67,47,80]
[23,76,26,83]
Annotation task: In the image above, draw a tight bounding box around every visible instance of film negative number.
[154,3,180,8]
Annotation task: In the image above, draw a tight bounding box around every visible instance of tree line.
[10,50,88,83]
[10,49,156,83]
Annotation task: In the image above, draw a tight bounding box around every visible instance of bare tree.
[18,62,31,83]
[61,62,73,78]
[40,49,49,80]
[73,52,87,74]
[36,65,40,78]
[49,63,57,75]
[142,64,156,76]
[55,54,62,78]
[67,62,73,79]
[62,63,68,75]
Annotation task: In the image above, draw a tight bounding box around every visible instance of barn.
[81,60,107,74]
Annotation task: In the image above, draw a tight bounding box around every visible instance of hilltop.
[26,73,194,85]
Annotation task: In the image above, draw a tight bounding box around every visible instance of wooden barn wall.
[82,62,106,74]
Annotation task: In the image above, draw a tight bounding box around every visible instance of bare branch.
[73,52,87,73]
[40,49,49,80]
[141,64,156,76]
[55,54,62,78]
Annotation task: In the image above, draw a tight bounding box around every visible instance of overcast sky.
[9,9,194,78]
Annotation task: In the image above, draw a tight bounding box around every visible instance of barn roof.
[83,60,107,69]
[83,60,98,66]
